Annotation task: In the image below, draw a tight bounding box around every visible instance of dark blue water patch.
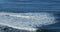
[0,0,60,2]
[40,29,60,32]
[0,0,60,12]
[37,24,60,32]
[41,23,60,29]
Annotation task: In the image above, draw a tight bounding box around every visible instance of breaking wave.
[0,12,56,31]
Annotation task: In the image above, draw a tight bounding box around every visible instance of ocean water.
[0,0,60,12]
[0,0,60,32]
[0,12,60,32]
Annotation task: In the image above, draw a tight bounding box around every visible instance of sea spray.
[0,12,56,31]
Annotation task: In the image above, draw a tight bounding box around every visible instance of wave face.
[0,12,56,31]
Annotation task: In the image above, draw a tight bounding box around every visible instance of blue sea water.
[0,0,60,12]
[0,0,60,32]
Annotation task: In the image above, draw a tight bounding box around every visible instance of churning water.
[0,12,57,32]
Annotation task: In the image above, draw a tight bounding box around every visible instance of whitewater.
[0,12,57,31]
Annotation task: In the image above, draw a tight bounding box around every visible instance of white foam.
[0,12,56,31]
[0,23,37,31]
[9,15,34,18]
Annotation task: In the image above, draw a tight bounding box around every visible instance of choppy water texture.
[0,12,57,32]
